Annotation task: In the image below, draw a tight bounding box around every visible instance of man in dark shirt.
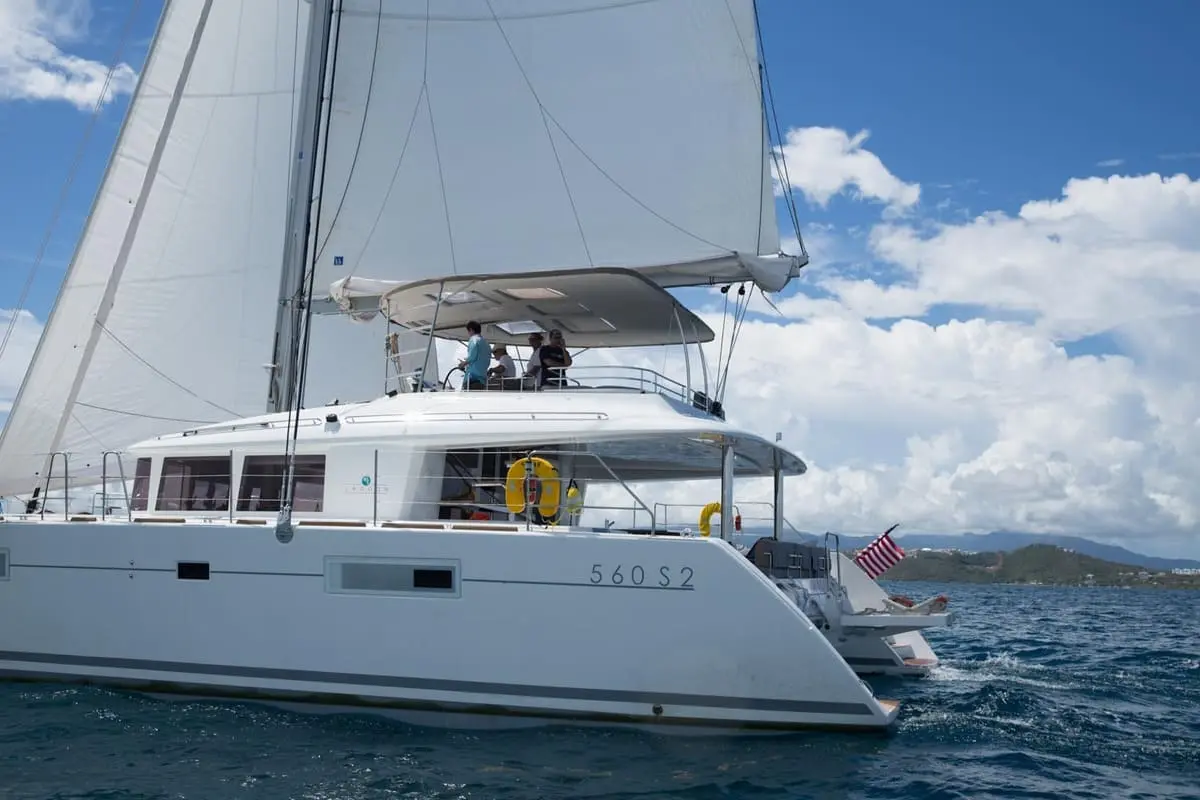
[536,328,572,387]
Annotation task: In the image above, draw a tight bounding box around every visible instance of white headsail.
[0,0,310,496]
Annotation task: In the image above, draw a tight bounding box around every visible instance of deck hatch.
[325,557,460,598]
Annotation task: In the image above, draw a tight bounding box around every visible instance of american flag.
[853,524,906,579]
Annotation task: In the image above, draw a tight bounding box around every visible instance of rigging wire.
[74,401,218,426]
[0,0,144,365]
[540,111,728,253]
[714,289,731,389]
[352,86,426,277]
[284,0,303,200]
[724,284,754,398]
[349,0,435,278]
[423,0,460,275]
[721,0,767,256]
[485,0,594,267]
[708,2,803,399]
[753,0,804,250]
[715,283,753,403]
[97,323,239,417]
[311,0,384,267]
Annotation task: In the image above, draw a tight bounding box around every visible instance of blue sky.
[1,0,1199,555]
[770,0,1199,194]
[755,0,1200,355]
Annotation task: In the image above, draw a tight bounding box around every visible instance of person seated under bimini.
[522,331,545,380]
[488,343,516,379]
[458,320,490,390]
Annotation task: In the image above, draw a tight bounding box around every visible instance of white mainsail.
[304,0,796,400]
[313,0,783,283]
[0,0,311,496]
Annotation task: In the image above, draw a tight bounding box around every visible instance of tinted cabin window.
[156,456,231,512]
[130,458,152,511]
[177,561,210,580]
[328,559,459,597]
[413,568,453,590]
[238,455,325,512]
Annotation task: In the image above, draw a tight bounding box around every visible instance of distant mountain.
[736,526,1200,571]
[882,544,1200,589]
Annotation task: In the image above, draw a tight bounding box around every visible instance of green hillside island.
[876,544,1200,589]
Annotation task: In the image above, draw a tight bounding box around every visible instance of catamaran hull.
[0,520,899,733]
[829,630,939,677]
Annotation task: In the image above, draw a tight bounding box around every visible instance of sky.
[1,1,1199,557]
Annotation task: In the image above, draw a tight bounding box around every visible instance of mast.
[267,0,337,414]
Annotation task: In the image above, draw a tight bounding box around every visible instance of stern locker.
[746,538,830,579]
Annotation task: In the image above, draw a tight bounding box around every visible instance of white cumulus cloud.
[580,312,1198,546]
[577,129,1200,555]
[773,126,921,214]
[837,173,1200,341]
[0,0,137,110]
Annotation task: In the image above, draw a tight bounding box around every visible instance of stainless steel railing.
[439,364,695,401]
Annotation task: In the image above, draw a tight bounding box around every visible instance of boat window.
[439,448,510,520]
[439,451,477,520]
[155,456,231,512]
[130,458,152,511]
[176,561,210,581]
[325,557,459,598]
[237,455,325,513]
[0,548,8,580]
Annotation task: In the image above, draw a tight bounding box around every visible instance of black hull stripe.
[0,669,893,733]
[0,650,874,717]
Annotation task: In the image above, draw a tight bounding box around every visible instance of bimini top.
[329,266,717,348]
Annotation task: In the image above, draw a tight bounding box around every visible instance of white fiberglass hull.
[0,520,898,733]
[828,630,940,677]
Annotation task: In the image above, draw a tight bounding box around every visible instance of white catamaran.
[0,0,949,732]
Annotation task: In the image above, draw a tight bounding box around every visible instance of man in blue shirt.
[459,320,490,390]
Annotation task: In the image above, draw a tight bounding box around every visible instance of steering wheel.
[442,366,463,390]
